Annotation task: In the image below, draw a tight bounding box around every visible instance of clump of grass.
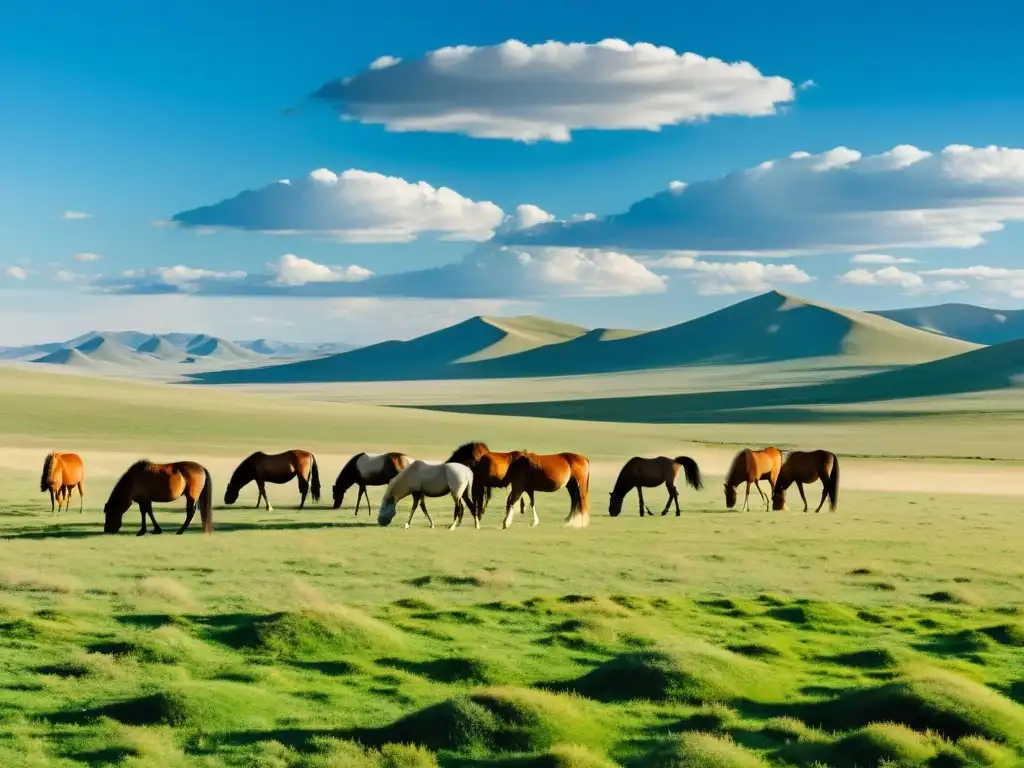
[302,737,439,768]
[134,577,199,611]
[923,587,978,605]
[359,686,607,755]
[377,655,511,685]
[726,641,790,660]
[646,732,769,767]
[955,735,1020,766]
[561,639,773,705]
[782,722,936,767]
[0,567,81,594]
[980,622,1024,647]
[822,646,903,669]
[767,600,859,630]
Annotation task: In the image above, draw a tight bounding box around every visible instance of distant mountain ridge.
[191,291,979,385]
[871,303,1024,345]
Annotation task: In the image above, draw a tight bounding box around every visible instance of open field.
[1,366,1023,766]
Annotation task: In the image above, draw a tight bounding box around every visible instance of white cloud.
[54,270,79,283]
[312,38,795,142]
[74,252,101,263]
[839,267,925,290]
[271,254,373,286]
[503,143,1024,254]
[798,79,817,90]
[850,253,917,265]
[369,55,401,70]
[61,211,92,220]
[920,265,1024,298]
[159,266,246,287]
[505,204,555,231]
[171,168,506,243]
[4,266,28,280]
[648,254,812,295]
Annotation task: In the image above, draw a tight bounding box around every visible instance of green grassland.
[1,365,1023,767]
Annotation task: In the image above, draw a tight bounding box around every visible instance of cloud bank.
[504,144,1024,254]
[170,168,507,243]
[647,254,812,295]
[96,244,665,300]
[311,38,795,142]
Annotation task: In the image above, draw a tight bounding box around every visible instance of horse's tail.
[675,456,703,491]
[482,484,492,511]
[827,453,839,511]
[565,456,591,528]
[40,452,54,492]
[309,454,321,503]
[200,467,214,534]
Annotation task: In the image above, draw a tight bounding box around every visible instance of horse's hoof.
[176,529,185,535]
[136,530,146,536]
[152,528,163,535]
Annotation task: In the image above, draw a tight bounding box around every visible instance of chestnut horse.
[502,452,591,529]
[445,441,527,517]
[772,450,840,513]
[723,447,782,512]
[332,452,420,515]
[224,450,320,511]
[40,452,85,513]
[609,456,703,517]
[103,460,213,536]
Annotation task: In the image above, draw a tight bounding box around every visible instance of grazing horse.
[224,450,320,511]
[609,456,703,518]
[377,460,475,530]
[724,447,782,512]
[103,460,213,536]
[502,452,591,529]
[332,452,420,515]
[40,452,85,513]
[445,441,527,517]
[772,450,840,513]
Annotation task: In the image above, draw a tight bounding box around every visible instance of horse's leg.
[741,482,751,513]
[146,501,162,534]
[77,481,84,513]
[257,480,272,511]
[529,489,539,527]
[637,487,647,517]
[672,483,682,516]
[49,488,55,514]
[421,496,435,529]
[797,482,811,512]
[813,481,829,514]
[178,495,197,534]
[661,482,676,516]
[448,493,461,531]
[255,485,265,510]
[754,479,769,510]
[298,470,309,510]
[404,495,419,529]
[137,502,148,536]
[504,481,525,529]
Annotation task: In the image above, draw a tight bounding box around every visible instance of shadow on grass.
[210,520,379,533]
[0,526,99,540]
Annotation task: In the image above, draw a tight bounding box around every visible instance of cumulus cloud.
[61,211,92,220]
[271,254,373,286]
[95,245,664,300]
[74,252,101,263]
[839,266,925,290]
[170,168,506,243]
[850,253,917,265]
[648,254,812,295]
[311,38,796,142]
[4,267,28,280]
[503,143,1024,254]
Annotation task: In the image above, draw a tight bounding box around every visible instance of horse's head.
[377,496,397,527]
[332,483,345,510]
[772,486,787,511]
[608,492,623,517]
[102,498,124,533]
[446,442,485,466]
[724,483,737,509]
[223,482,240,506]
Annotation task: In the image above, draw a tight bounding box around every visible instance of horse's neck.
[609,475,632,498]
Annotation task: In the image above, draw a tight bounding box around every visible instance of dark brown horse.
[224,450,320,510]
[103,460,213,536]
[40,452,85,513]
[724,447,782,512]
[609,456,703,517]
[332,452,423,515]
[445,441,527,517]
[772,450,840,513]
[502,452,591,529]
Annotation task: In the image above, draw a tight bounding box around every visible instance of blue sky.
[3,0,1024,344]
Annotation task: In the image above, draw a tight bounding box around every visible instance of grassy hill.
[874,302,1024,345]
[192,315,590,384]
[192,291,976,385]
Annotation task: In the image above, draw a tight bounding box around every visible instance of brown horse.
[103,460,213,536]
[724,447,782,512]
[772,450,840,513]
[332,452,424,515]
[40,452,85,514]
[502,451,591,529]
[445,441,527,517]
[609,456,703,517]
[224,450,320,511]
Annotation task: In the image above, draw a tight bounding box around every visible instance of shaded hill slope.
[873,303,1024,345]
[191,315,590,384]
[425,339,1024,423]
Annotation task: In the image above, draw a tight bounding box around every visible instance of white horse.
[378,461,476,530]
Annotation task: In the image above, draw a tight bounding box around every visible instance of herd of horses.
[38,443,840,537]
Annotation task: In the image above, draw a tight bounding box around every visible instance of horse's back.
[55,452,85,482]
[444,462,473,492]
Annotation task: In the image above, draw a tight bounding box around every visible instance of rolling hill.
[191,315,591,384]
[191,291,977,385]
[873,303,1024,345]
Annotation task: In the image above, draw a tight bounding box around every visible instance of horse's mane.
[110,459,150,497]
[725,449,750,482]
[447,441,489,464]
[39,452,54,492]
